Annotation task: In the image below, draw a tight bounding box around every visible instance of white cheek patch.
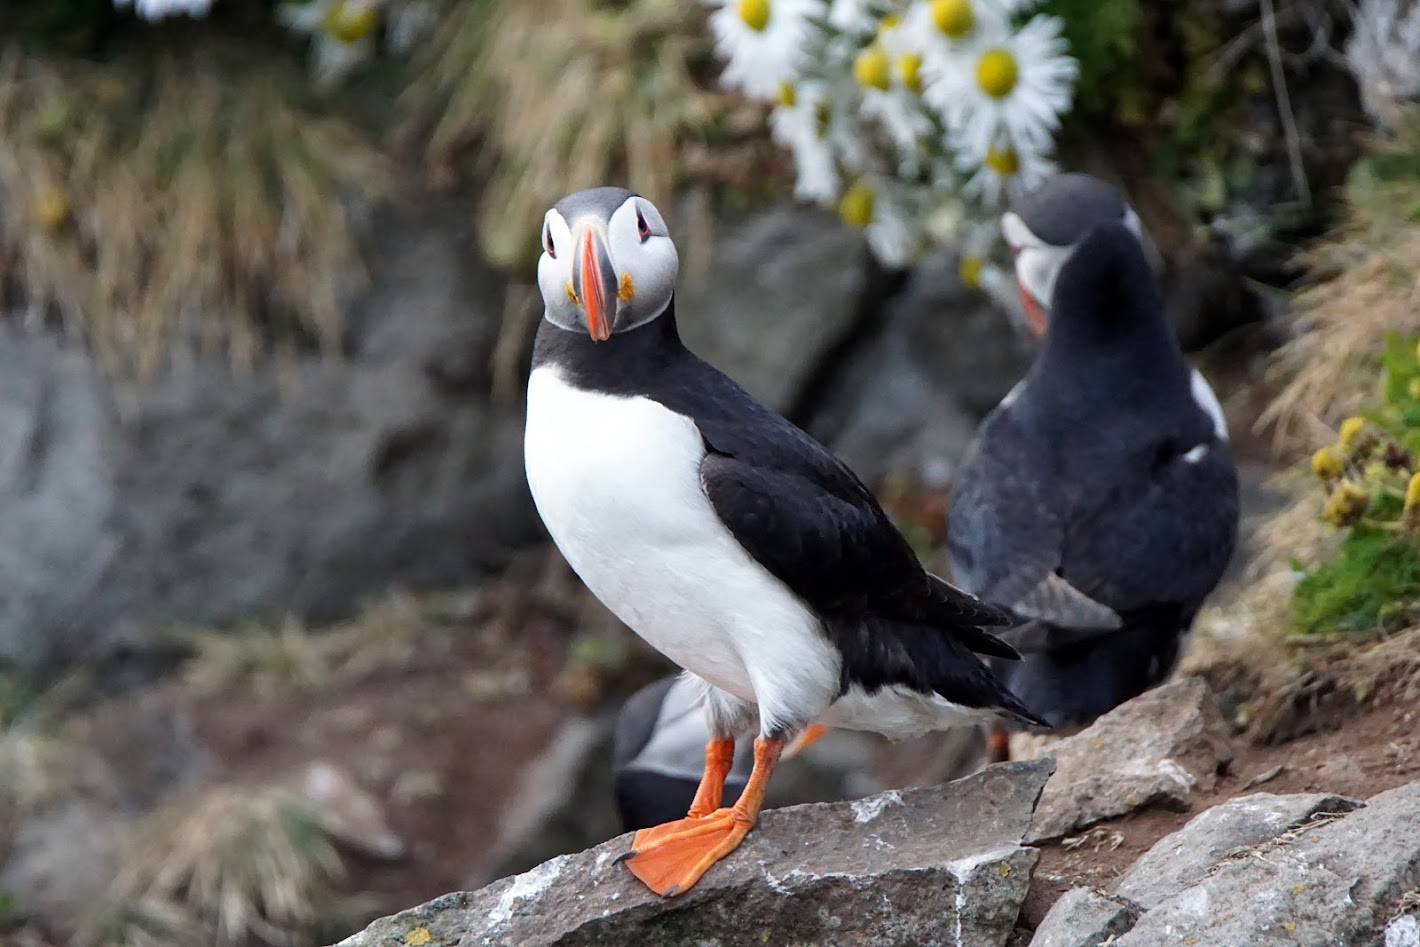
[1015,246,1068,312]
[1190,368,1228,441]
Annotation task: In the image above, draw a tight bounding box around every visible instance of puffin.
[948,173,1240,761]
[524,186,1045,896]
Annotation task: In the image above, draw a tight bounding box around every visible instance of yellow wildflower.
[1311,446,1343,482]
[1322,481,1369,528]
[1338,416,1367,451]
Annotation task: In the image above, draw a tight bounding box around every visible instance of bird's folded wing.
[946,417,1065,611]
[1010,572,1122,630]
[698,450,929,613]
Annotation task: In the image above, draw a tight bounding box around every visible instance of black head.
[1048,221,1166,343]
[537,187,678,342]
[1000,173,1150,339]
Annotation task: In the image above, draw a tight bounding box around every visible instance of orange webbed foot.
[619,808,754,896]
[618,734,784,897]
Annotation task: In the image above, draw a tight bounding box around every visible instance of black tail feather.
[829,613,1050,728]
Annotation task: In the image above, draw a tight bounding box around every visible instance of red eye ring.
[636,210,651,242]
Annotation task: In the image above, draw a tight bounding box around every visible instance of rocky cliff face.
[336,679,1420,947]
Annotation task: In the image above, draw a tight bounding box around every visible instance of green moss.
[1040,0,1142,116]
[1292,522,1420,635]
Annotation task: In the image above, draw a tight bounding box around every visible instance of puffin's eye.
[544,227,556,258]
[636,209,651,242]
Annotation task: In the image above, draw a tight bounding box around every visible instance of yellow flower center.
[1311,446,1343,482]
[985,145,1019,175]
[976,48,1019,99]
[839,181,875,228]
[738,0,770,32]
[778,81,796,107]
[1406,471,1420,514]
[930,0,974,38]
[897,52,923,93]
[958,254,983,289]
[877,13,901,34]
[323,0,379,43]
[854,45,892,91]
[1338,416,1367,451]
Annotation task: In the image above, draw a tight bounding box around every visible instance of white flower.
[1345,0,1420,128]
[770,82,842,202]
[958,137,1056,206]
[827,0,883,35]
[839,178,922,266]
[857,19,936,168]
[278,0,382,89]
[113,0,212,19]
[898,0,1030,70]
[706,0,829,102]
[922,13,1076,158]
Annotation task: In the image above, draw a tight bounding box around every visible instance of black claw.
[663,885,681,897]
[613,849,638,865]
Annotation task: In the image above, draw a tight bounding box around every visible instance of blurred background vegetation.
[0,0,1416,944]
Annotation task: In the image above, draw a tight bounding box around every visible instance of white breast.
[523,364,841,732]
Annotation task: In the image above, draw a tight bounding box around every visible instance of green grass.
[1291,333,1420,636]
[1293,519,1420,636]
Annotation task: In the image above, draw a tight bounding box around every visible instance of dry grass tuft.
[0,43,391,379]
[403,0,726,268]
[170,591,435,698]
[84,785,344,947]
[1258,132,1420,450]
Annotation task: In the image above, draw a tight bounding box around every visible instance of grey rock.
[1117,779,1420,946]
[808,309,981,487]
[0,322,119,669]
[1029,887,1140,947]
[1027,677,1234,843]
[890,247,1034,418]
[0,207,539,669]
[677,206,865,414]
[295,761,406,861]
[473,718,884,889]
[1115,792,1362,909]
[804,245,1033,486]
[1387,914,1420,947]
[336,758,1055,947]
[0,800,123,919]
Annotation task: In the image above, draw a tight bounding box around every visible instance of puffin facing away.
[525,187,1045,896]
[949,177,1239,757]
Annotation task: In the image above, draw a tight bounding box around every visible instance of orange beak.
[576,228,615,342]
[1019,279,1048,340]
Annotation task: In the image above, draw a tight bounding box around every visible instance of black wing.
[675,367,1011,633]
[1060,437,1239,612]
[950,392,1238,632]
[947,404,1067,608]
